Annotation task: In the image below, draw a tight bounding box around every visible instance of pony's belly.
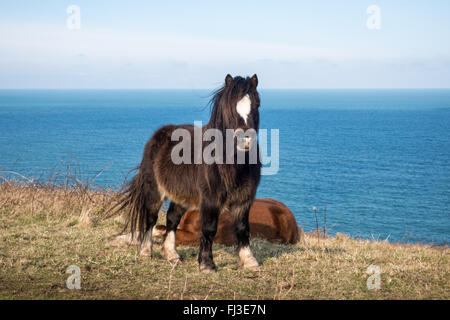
[155,169,201,209]
[158,184,200,209]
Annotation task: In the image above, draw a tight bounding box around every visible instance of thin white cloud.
[1,21,449,88]
[0,21,380,64]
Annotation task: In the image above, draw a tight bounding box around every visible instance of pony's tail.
[106,167,157,243]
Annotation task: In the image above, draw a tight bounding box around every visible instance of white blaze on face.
[236,94,251,124]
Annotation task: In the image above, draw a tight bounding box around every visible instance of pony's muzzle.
[242,137,252,151]
[234,129,255,152]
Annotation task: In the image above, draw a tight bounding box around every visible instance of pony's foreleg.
[198,200,220,273]
[162,202,186,263]
[233,204,260,270]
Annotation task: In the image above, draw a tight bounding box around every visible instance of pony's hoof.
[139,247,152,257]
[239,257,260,270]
[243,263,260,271]
[199,263,217,274]
[163,249,181,263]
[109,233,139,247]
[238,250,260,270]
[168,257,181,264]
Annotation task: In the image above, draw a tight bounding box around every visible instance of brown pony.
[110,198,305,247]
[154,198,302,246]
[109,74,262,273]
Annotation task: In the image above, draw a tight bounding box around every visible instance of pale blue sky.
[1,0,449,88]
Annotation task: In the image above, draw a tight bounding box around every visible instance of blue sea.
[1,89,449,245]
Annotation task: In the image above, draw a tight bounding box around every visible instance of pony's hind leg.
[138,212,159,257]
[233,204,260,270]
[138,197,164,258]
[162,202,187,263]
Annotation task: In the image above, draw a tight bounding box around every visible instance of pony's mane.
[207,76,255,131]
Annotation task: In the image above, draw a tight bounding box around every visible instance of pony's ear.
[250,74,258,88]
[225,74,233,86]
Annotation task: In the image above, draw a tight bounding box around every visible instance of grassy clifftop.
[0,182,448,299]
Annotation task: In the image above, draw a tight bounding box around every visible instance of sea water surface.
[0,89,449,245]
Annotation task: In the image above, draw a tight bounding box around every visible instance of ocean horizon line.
[1,88,450,91]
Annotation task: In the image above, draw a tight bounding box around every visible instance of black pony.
[112,74,261,273]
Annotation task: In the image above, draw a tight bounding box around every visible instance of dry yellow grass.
[0,182,448,299]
